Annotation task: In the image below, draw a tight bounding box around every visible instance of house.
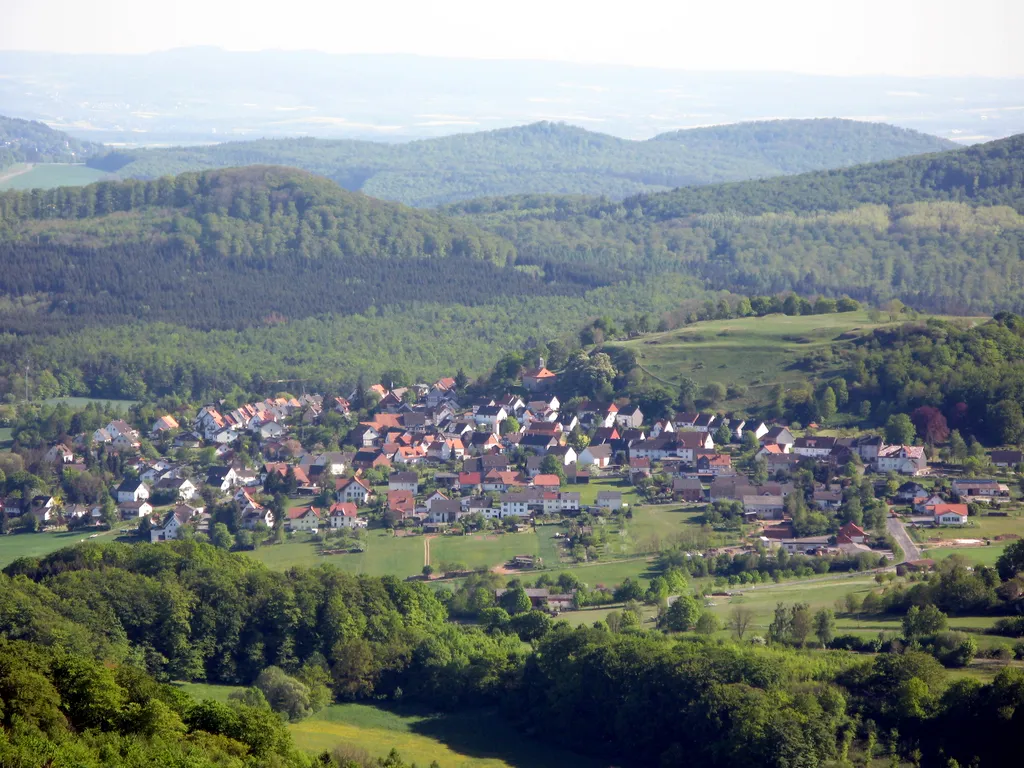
[578,444,613,468]
[468,432,503,455]
[793,436,837,458]
[329,502,367,529]
[150,505,202,542]
[155,476,197,501]
[286,506,323,532]
[386,490,416,521]
[428,499,465,524]
[895,482,927,502]
[875,445,927,475]
[457,471,484,493]
[855,435,885,462]
[119,500,154,519]
[990,450,1024,468]
[532,474,562,490]
[746,422,770,440]
[335,477,372,505]
[241,505,275,530]
[913,494,946,514]
[742,495,785,520]
[92,428,112,444]
[522,365,557,393]
[672,477,705,503]
[812,488,843,511]
[932,504,970,526]
[546,445,577,466]
[518,433,559,455]
[696,453,732,476]
[151,415,180,435]
[206,466,238,492]
[628,457,652,481]
[952,478,1012,502]
[760,427,795,452]
[474,405,508,434]
[105,419,138,442]
[543,491,581,515]
[614,405,644,429]
[837,522,868,544]
[779,536,833,555]
[115,478,150,504]
[44,444,75,465]
[650,419,675,438]
[596,491,623,511]
[314,452,350,476]
[352,449,391,470]
[425,490,452,509]
[499,492,534,518]
[482,469,525,492]
[388,471,419,493]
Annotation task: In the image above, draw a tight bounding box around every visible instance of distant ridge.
[83,118,957,207]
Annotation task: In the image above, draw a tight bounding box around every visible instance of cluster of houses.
[13,363,1022,551]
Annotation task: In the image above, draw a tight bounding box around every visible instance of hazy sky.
[5,0,1023,77]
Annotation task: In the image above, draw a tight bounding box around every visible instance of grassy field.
[291,704,601,768]
[245,530,426,577]
[0,163,111,190]
[924,543,1008,567]
[609,310,977,408]
[430,531,538,570]
[574,477,638,506]
[0,529,120,569]
[0,427,12,450]
[923,511,1024,542]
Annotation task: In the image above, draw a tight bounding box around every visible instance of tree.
[254,666,313,722]
[949,430,968,462]
[714,422,732,445]
[694,612,720,635]
[210,522,233,550]
[768,603,791,644]
[677,377,698,411]
[728,606,755,640]
[613,578,645,603]
[789,603,812,647]
[660,595,700,632]
[814,608,836,647]
[911,406,950,445]
[885,414,916,445]
[500,416,521,435]
[702,382,726,405]
[500,586,532,615]
[996,539,1024,581]
[421,564,434,578]
[510,610,552,641]
[990,399,1024,445]
[819,387,837,422]
[902,604,948,640]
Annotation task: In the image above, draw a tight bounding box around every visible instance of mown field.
[610,310,981,408]
[0,529,119,569]
[0,163,111,190]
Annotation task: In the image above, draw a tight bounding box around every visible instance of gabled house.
[596,491,623,511]
[388,471,419,493]
[875,445,927,475]
[760,427,795,452]
[578,444,613,468]
[990,450,1024,468]
[474,405,508,434]
[932,504,969,526]
[812,488,843,510]
[44,444,75,465]
[119,500,154,519]
[115,478,150,504]
[837,522,867,544]
[151,414,180,435]
[386,490,416,521]
[614,405,644,429]
[335,477,372,505]
[428,499,465,524]
[206,466,238,492]
[522,366,557,393]
[793,436,837,458]
[155,476,197,501]
[286,506,323,532]
[742,495,785,520]
[150,505,203,542]
[330,502,367,529]
[672,477,705,503]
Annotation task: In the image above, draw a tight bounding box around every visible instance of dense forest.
[86,119,956,207]
[0,115,104,170]
[4,540,1024,767]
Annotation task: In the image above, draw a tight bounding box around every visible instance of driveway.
[886,513,922,563]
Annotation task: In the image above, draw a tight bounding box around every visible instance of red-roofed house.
[330,502,367,529]
[287,506,322,532]
[335,477,372,505]
[931,503,969,526]
[532,474,562,489]
[522,366,557,393]
[836,522,867,544]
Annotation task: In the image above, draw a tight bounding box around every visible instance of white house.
[286,506,322,532]
[932,504,969,526]
[875,445,927,475]
[793,436,837,459]
[116,478,150,504]
[579,444,612,468]
[388,471,419,493]
[499,493,533,518]
[742,495,786,520]
[336,477,372,505]
[150,505,200,542]
[596,491,623,511]
[330,502,368,529]
[119,500,154,519]
[155,477,198,501]
[474,405,508,434]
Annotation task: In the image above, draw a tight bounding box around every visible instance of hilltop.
[86,119,956,207]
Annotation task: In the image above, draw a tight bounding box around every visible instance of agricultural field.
[428,530,538,571]
[0,163,111,190]
[290,704,601,768]
[610,310,979,409]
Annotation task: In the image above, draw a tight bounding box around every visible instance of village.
[5,359,1020,595]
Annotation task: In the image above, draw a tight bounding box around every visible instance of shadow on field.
[380,703,603,768]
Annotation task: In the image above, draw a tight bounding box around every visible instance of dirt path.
[423,535,435,567]
[0,163,33,185]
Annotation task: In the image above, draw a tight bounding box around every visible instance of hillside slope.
[0,115,104,170]
[0,165,557,333]
[88,119,956,207]
[452,133,1024,314]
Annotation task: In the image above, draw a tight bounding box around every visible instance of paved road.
[887,514,921,563]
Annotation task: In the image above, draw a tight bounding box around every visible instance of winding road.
[886,513,921,563]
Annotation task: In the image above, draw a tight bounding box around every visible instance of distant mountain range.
[88,119,957,206]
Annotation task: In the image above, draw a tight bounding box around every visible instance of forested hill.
[87,119,956,207]
[0,115,104,169]
[629,132,1024,219]
[0,165,562,333]
[451,133,1024,315]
